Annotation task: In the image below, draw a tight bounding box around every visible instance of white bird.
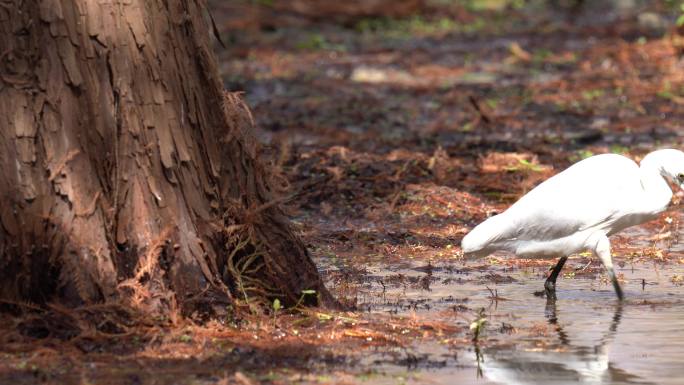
[461,149,684,299]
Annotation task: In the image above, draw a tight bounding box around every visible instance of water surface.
[348,258,684,384]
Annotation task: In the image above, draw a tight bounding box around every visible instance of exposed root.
[223,228,279,312]
[0,300,150,351]
[117,226,176,317]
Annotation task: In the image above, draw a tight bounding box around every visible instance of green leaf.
[677,14,684,27]
[469,318,486,331]
[301,289,317,295]
[272,298,281,312]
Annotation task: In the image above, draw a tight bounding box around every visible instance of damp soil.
[3,1,684,384]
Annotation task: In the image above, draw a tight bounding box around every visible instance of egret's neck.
[639,152,674,211]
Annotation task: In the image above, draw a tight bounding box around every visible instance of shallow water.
[347,258,684,385]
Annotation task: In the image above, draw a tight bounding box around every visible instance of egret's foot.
[610,273,625,301]
[544,279,556,292]
[544,256,568,299]
[544,279,558,299]
[604,268,625,301]
[545,295,558,322]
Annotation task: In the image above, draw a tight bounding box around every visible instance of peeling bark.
[0,0,330,316]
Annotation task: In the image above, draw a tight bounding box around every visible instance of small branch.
[468,95,491,124]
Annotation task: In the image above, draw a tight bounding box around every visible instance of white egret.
[461,149,684,299]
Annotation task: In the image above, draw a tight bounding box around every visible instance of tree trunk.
[0,0,330,317]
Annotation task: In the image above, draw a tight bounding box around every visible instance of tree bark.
[0,0,330,317]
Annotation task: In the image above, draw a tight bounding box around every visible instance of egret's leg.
[544,256,568,297]
[594,234,624,301]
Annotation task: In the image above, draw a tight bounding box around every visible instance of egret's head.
[656,149,684,189]
[641,149,684,189]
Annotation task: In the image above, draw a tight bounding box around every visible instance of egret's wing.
[502,154,641,242]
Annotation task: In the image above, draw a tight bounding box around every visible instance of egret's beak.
[676,176,684,190]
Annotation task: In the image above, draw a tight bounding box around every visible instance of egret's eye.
[679,173,684,180]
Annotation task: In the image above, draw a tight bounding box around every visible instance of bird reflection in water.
[476,299,654,385]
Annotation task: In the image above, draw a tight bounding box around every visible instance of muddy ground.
[3,1,684,384]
